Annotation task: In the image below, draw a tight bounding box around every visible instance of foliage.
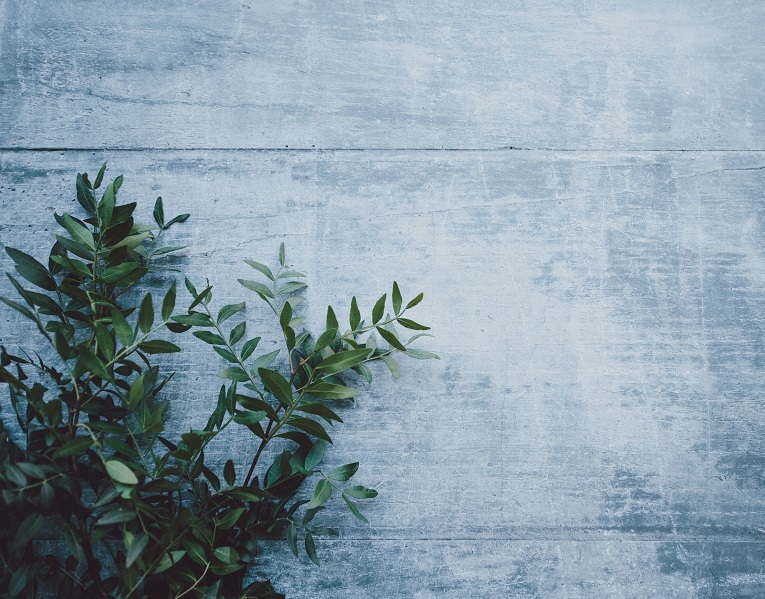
[0,166,437,598]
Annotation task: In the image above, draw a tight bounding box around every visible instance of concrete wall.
[1,1,765,597]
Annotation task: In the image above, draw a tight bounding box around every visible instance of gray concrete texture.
[1,1,765,597]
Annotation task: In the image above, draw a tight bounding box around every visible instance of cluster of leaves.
[0,166,437,598]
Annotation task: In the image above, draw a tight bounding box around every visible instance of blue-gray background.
[2,1,765,597]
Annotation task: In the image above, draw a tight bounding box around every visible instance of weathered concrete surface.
[1,0,764,150]
[2,0,765,597]
[2,151,765,597]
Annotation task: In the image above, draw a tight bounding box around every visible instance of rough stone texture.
[1,1,765,597]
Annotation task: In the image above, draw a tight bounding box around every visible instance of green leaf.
[398,318,430,331]
[304,532,319,565]
[138,293,154,334]
[392,281,403,315]
[153,550,187,574]
[250,349,280,371]
[152,245,186,256]
[94,163,107,189]
[218,507,245,531]
[188,285,213,310]
[286,522,298,556]
[238,279,274,299]
[138,340,181,354]
[11,512,45,551]
[279,242,285,266]
[99,181,115,226]
[5,247,56,291]
[213,546,239,565]
[306,382,360,400]
[258,368,293,406]
[100,262,140,284]
[105,460,139,485]
[286,417,332,443]
[112,308,133,346]
[372,293,386,324]
[342,495,368,523]
[233,410,266,425]
[307,479,332,509]
[296,402,343,424]
[172,312,214,327]
[276,281,307,295]
[280,301,292,330]
[153,196,165,227]
[214,346,238,362]
[381,354,400,380]
[128,373,145,406]
[314,329,337,353]
[75,346,112,381]
[220,367,250,382]
[244,259,274,281]
[97,508,137,526]
[193,331,226,345]
[53,435,93,458]
[164,213,190,228]
[224,460,236,486]
[217,302,245,324]
[230,321,246,345]
[349,297,360,330]
[56,212,95,249]
[76,173,97,213]
[326,462,358,482]
[240,337,261,360]
[326,305,339,331]
[162,281,176,320]
[316,348,371,376]
[377,326,406,351]
[126,533,149,568]
[405,348,440,360]
[0,296,37,323]
[345,485,378,499]
[406,292,424,309]
[304,442,326,471]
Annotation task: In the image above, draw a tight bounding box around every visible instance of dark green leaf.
[314,328,337,352]
[342,495,368,523]
[372,293,386,324]
[96,508,137,526]
[233,410,266,425]
[126,533,149,568]
[99,181,115,226]
[5,247,56,291]
[138,340,181,354]
[238,279,274,298]
[377,326,406,351]
[326,462,358,482]
[326,305,339,331]
[286,522,298,556]
[406,292,424,309]
[392,281,402,315]
[280,301,292,330]
[217,507,245,531]
[258,368,293,406]
[94,163,107,189]
[76,173,96,213]
[224,460,236,486]
[213,346,238,362]
[240,337,261,360]
[75,345,112,381]
[138,293,154,333]
[296,402,343,424]
[398,318,430,331]
[100,262,140,284]
[306,382,360,400]
[193,330,225,345]
[56,213,95,249]
[153,196,165,228]
[230,321,246,345]
[304,442,326,470]
[113,174,123,193]
[286,417,332,443]
[276,281,307,295]
[217,302,245,324]
[164,213,190,228]
[250,349,280,371]
[213,546,239,565]
[11,512,45,551]
[188,285,212,310]
[345,485,378,499]
[172,312,214,327]
[316,348,370,376]
[304,532,319,565]
[53,435,93,458]
[279,242,285,266]
[349,297,360,330]
[244,259,274,281]
[0,296,37,323]
[162,281,176,320]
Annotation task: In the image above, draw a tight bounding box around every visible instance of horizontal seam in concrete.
[1,147,765,153]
